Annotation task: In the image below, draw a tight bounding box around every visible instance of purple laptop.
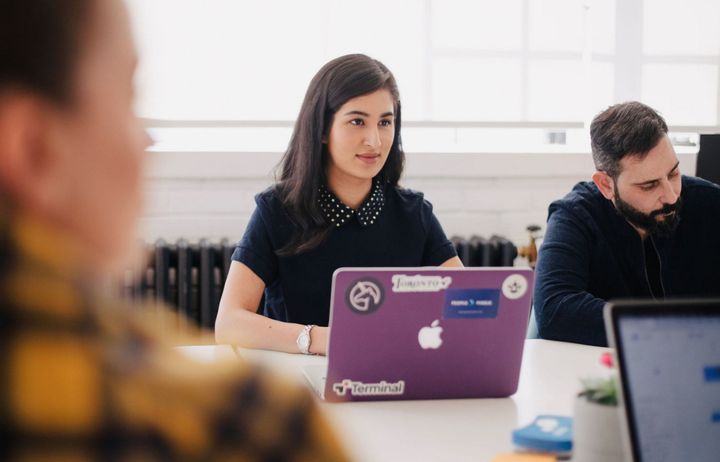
[303,267,534,402]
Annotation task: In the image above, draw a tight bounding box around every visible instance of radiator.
[122,239,234,330]
[450,235,518,267]
[122,236,517,328]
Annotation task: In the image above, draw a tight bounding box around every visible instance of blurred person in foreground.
[0,0,348,460]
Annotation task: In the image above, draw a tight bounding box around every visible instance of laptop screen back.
[323,267,534,401]
[612,303,720,462]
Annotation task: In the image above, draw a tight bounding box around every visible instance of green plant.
[578,376,618,406]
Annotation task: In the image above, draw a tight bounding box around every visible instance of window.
[641,0,720,127]
[128,0,720,152]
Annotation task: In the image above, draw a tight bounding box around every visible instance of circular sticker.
[346,278,384,314]
[502,274,528,300]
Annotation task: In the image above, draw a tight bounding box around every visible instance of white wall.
[140,151,698,249]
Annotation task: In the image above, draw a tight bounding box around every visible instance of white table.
[178,339,610,462]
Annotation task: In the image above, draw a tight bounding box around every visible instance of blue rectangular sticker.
[704,365,720,382]
[443,289,500,319]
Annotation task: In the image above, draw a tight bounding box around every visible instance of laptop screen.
[613,304,720,462]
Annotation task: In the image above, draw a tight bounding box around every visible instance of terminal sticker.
[332,379,405,397]
[443,288,500,319]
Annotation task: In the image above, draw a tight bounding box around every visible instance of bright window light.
[128,0,720,152]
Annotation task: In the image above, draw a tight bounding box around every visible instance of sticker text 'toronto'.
[392,274,452,293]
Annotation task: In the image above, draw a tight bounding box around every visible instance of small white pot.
[572,395,627,462]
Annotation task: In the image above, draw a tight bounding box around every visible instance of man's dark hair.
[590,101,668,178]
[0,0,92,104]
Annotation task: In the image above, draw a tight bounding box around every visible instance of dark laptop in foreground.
[304,267,534,402]
[604,299,720,462]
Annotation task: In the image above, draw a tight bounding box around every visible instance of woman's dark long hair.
[275,54,405,256]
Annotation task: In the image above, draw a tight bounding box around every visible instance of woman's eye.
[350,119,364,126]
[379,119,393,127]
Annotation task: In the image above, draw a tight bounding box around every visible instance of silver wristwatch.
[296,324,315,355]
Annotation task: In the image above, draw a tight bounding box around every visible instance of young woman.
[215,54,462,354]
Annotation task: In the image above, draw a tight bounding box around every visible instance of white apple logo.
[418,319,443,349]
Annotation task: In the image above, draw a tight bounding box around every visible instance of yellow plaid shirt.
[0,207,349,461]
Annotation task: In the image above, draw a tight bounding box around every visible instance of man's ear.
[592,170,615,201]
[0,92,56,210]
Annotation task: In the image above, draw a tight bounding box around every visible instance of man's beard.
[614,188,682,238]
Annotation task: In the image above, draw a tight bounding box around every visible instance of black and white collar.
[318,180,385,228]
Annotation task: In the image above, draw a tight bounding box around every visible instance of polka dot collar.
[318,180,385,228]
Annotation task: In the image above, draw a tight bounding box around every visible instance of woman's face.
[325,89,396,185]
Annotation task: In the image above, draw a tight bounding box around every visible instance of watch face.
[299,334,310,349]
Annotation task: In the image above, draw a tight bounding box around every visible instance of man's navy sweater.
[534,175,720,346]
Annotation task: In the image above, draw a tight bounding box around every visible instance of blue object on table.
[512,415,573,453]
